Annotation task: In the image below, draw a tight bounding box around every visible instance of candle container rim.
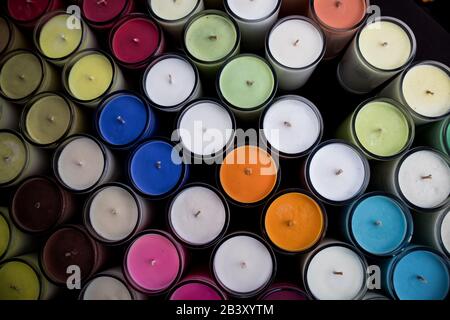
[302,240,369,300]
[0,208,12,261]
[210,231,277,298]
[344,191,414,257]
[166,182,231,250]
[216,144,282,208]
[265,15,326,71]
[79,268,137,300]
[147,0,203,24]
[223,0,282,24]
[0,15,15,57]
[436,209,450,258]
[83,182,146,246]
[142,53,201,112]
[0,49,46,104]
[81,0,132,28]
[123,229,186,295]
[174,97,237,160]
[349,96,416,161]
[216,53,278,113]
[257,282,312,300]
[19,91,77,148]
[442,116,450,156]
[393,146,450,213]
[6,0,58,27]
[127,137,190,200]
[166,274,228,301]
[259,95,324,159]
[52,133,112,194]
[182,10,241,66]
[109,13,164,69]
[260,188,328,255]
[303,139,371,206]
[95,90,155,150]
[397,60,450,123]
[385,245,450,300]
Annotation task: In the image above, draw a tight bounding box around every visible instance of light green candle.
[0,214,9,259]
[0,260,40,300]
[0,131,26,185]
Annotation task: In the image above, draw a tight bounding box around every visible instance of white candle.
[82,276,132,300]
[177,100,234,158]
[0,97,18,129]
[306,141,369,204]
[302,240,367,300]
[169,185,228,246]
[262,95,322,157]
[213,234,274,296]
[144,54,201,112]
[224,0,280,50]
[266,16,325,90]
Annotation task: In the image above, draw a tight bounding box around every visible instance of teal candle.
[417,117,449,156]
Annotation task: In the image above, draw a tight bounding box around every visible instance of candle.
[380,61,450,124]
[148,0,204,42]
[372,147,450,212]
[110,14,164,70]
[416,117,449,156]
[413,208,450,258]
[219,145,279,206]
[124,230,186,294]
[337,97,414,161]
[0,207,34,261]
[96,91,157,149]
[382,246,449,300]
[6,0,63,29]
[300,240,368,300]
[0,130,47,187]
[54,134,117,193]
[84,183,152,244]
[342,192,413,256]
[143,54,202,112]
[168,273,227,300]
[304,140,369,205]
[176,99,235,159]
[21,92,86,148]
[63,49,125,107]
[169,184,229,248]
[212,233,275,297]
[0,49,59,104]
[261,96,323,158]
[218,54,276,120]
[338,17,416,94]
[263,190,326,253]
[0,97,19,130]
[259,283,310,300]
[266,16,325,91]
[224,0,281,50]
[308,0,368,59]
[183,10,240,76]
[129,139,189,199]
[42,225,107,285]
[81,0,134,30]
[11,176,76,234]
[0,15,28,57]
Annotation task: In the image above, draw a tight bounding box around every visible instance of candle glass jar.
[0,15,28,57]
[0,97,19,130]
[416,117,449,156]
[258,283,311,300]
[6,0,63,29]
[81,0,134,30]
[167,273,228,300]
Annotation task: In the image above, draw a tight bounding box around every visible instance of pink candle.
[7,0,63,28]
[169,274,226,300]
[125,230,186,294]
[81,0,134,30]
[110,14,164,69]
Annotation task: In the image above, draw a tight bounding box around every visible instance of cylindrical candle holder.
[416,117,449,156]
[265,16,325,91]
[81,0,134,30]
[167,273,227,300]
[0,97,19,130]
[336,97,415,161]
[6,0,63,29]
[258,283,310,300]
[0,15,28,57]
[337,16,416,94]
[211,231,277,298]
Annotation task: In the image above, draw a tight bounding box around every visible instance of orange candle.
[264,191,325,252]
[219,145,278,205]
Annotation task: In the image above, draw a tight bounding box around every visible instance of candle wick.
[34,202,41,209]
[417,275,428,284]
[155,161,162,169]
[421,174,433,180]
[335,169,344,176]
[25,0,33,3]
[75,160,84,167]
[283,121,292,128]
[150,259,157,267]
[425,90,435,96]
[168,74,173,84]
[287,220,295,227]
[47,115,55,123]
[246,80,254,86]
[97,0,107,5]
[110,208,119,215]
[240,261,247,269]
[335,0,342,7]
[88,75,95,81]
[194,210,201,218]
[333,271,344,276]
[18,74,25,81]
[244,167,253,176]
[60,34,66,41]
[208,35,218,41]
[132,38,140,44]
[3,156,11,163]
[116,116,126,124]
[293,39,300,46]
[381,41,389,47]
[65,250,78,258]
[374,220,383,227]
[9,284,20,292]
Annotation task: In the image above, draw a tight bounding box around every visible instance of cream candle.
[0,97,19,130]
[266,16,325,91]
[0,207,34,261]
[0,15,28,57]
[338,17,416,94]
[212,233,275,297]
[413,208,450,258]
[261,95,323,158]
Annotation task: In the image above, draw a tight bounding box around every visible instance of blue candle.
[129,140,188,198]
[97,92,157,148]
[343,193,413,256]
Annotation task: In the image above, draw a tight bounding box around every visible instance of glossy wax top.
[7,0,50,22]
[226,0,279,20]
[0,261,40,300]
[313,0,367,29]
[150,0,199,20]
[83,0,128,23]
[0,131,27,185]
[0,214,10,258]
[170,281,223,300]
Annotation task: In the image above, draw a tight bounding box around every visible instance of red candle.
[7,0,63,28]
[81,0,134,30]
[110,14,164,69]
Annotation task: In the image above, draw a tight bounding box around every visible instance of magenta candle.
[110,14,164,70]
[81,0,134,30]
[168,274,227,300]
[6,0,63,29]
[259,283,310,300]
[124,230,186,295]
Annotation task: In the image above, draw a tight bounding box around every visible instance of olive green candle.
[0,15,28,57]
[417,117,449,156]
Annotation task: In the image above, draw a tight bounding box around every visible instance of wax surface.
[98,94,148,146]
[0,214,10,258]
[0,52,42,100]
[393,250,449,300]
[25,95,71,145]
[126,234,180,291]
[39,14,82,59]
[313,0,366,29]
[185,14,237,62]
[220,146,277,204]
[265,193,324,252]
[82,276,132,300]
[0,132,26,185]
[441,211,450,254]
[83,0,128,23]
[0,261,40,300]
[0,17,9,53]
[351,195,408,255]
[7,0,49,22]
[355,101,409,157]
[262,288,308,300]
[170,282,223,300]
[68,53,113,101]
[227,0,278,20]
[219,56,274,109]
[151,0,198,20]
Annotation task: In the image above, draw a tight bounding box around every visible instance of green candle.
[0,260,40,300]
[0,16,28,57]
[0,131,26,185]
[0,16,10,54]
[0,213,10,259]
[417,117,449,156]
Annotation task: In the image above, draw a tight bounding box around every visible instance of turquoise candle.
[416,117,449,156]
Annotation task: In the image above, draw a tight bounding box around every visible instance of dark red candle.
[7,0,63,28]
[81,0,134,30]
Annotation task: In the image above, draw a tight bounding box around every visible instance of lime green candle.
[417,117,449,156]
[0,214,10,259]
[0,131,26,185]
[0,260,40,300]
